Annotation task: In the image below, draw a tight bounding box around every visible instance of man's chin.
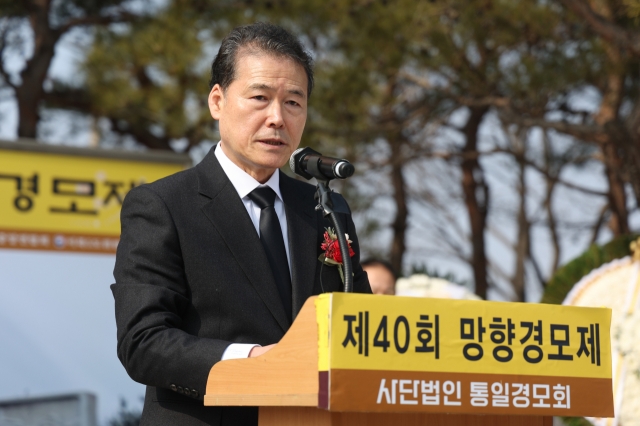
[255,153,291,169]
[249,158,289,173]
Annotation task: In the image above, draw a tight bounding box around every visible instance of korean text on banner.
[316,293,613,417]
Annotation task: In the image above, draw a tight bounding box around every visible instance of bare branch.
[498,109,606,144]
[487,224,514,251]
[528,255,547,289]
[416,144,607,198]
[487,263,517,300]
[413,196,469,245]
[542,131,561,274]
[524,158,607,197]
[589,204,609,245]
[399,70,510,108]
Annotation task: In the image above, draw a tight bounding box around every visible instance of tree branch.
[108,117,173,151]
[542,131,561,274]
[523,157,608,197]
[589,203,609,245]
[559,0,640,57]
[57,11,136,33]
[528,255,547,290]
[498,109,607,144]
[399,70,510,108]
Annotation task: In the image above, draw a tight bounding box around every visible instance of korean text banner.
[315,293,613,417]
[0,143,188,254]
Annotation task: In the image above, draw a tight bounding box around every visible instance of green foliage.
[557,416,594,426]
[541,234,638,305]
[82,1,216,148]
[624,0,640,20]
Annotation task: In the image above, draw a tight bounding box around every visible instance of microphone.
[289,147,355,181]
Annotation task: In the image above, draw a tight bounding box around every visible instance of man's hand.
[249,344,275,358]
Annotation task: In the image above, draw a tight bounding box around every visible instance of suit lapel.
[196,149,290,332]
[280,172,318,319]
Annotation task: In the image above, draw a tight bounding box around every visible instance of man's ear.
[208,84,224,119]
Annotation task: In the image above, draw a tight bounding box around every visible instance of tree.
[259,0,594,299]
[278,0,637,299]
[0,0,137,139]
[4,0,637,301]
[76,1,218,150]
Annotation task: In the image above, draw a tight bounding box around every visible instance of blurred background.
[1,0,639,425]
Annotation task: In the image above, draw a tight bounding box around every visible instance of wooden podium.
[205,297,554,426]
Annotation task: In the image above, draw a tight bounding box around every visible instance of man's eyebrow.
[248,83,273,91]
[287,88,305,98]
[248,83,306,99]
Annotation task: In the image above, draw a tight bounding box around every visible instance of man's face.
[208,50,308,183]
[364,264,396,295]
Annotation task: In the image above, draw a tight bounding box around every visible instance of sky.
[0,249,145,424]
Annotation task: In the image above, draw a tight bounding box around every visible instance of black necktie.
[248,186,292,322]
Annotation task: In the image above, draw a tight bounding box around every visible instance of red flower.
[321,230,355,264]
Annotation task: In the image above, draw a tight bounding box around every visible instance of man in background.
[362,258,396,295]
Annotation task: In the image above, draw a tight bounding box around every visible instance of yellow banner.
[317,293,612,379]
[0,145,188,253]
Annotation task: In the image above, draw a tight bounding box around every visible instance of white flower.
[395,274,479,300]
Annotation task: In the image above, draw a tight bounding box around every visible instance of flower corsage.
[319,227,355,284]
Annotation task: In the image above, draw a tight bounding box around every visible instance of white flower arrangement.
[563,256,640,425]
[613,309,640,425]
[395,274,480,300]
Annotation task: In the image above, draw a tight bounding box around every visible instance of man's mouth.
[258,138,286,146]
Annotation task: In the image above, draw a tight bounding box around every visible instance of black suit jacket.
[111,147,370,426]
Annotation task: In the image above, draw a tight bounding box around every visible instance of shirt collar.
[215,142,283,201]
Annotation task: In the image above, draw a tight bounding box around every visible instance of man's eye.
[253,95,267,101]
[287,100,300,106]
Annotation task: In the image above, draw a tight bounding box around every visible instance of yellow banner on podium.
[316,293,613,417]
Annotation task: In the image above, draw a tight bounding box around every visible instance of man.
[111,22,370,426]
[361,259,396,295]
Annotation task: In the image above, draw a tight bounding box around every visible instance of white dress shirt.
[215,142,291,360]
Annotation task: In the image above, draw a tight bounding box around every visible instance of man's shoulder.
[147,166,197,195]
[126,166,199,207]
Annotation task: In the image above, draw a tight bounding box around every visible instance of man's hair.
[209,22,314,97]
[361,258,397,278]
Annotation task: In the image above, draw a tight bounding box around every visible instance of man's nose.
[266,102,285,128]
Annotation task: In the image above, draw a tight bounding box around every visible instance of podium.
[205,294,613,425]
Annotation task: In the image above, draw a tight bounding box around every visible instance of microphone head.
[289,147,320,180]
[333,161,355,179]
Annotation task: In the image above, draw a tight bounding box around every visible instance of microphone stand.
[315,179,353,293]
